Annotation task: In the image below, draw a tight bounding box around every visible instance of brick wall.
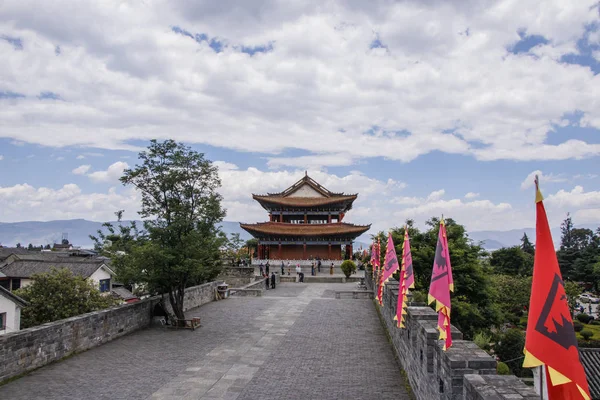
[0,281,222,384]
[365,273,539,400]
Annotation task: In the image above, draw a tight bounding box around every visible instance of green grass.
[577,322,600,340]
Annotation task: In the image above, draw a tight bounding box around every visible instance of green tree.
[15,268,117,328]
[564,280,582,315]
[245,238,258,259]
[495,328,526,377]
[115,140,226,323]
[489,274,532,323]
[386,217,501,339]
[520,233,535,255]
[223,233,245,265]
[490,246,533,276]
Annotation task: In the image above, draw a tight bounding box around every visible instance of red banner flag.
[396,226,415,328]
[523,177,591,400]
[428,219,454,350]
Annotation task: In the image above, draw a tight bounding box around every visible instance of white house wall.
[0,294,21,334]
[89,267,112,291]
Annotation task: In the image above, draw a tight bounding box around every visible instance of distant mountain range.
[0,219,597,251]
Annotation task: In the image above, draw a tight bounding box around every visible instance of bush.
[590,320,600,326]
[340,260,357,278]
[411,290,427,304]
[474,331,492,351]
[576,313,593,324]
[581,330,594,341]
[495,329,526,377]
[579,339,600,348]
[574,321,584,332]
[497,362,510,375]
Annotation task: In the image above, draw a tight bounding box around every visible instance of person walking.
[281,261,285,275]
[296,264,301,282]
[265,274,270,290]
[311,262,315,276]
[287,261,291,275]
[330,262,334,275]
[259,262,264,276]
[317,260,321,273]
[271,272,276,289]
[265,262,270,276]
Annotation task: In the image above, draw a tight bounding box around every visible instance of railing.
[251,259,345,266]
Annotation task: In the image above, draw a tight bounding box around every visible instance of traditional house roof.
[0,248,35,262]
[111,286,138,302]
[252,173,358,211]
[240,222,370,237]
[581,348,600,400]
[0,254,114,279]
[252,194,357,208]
[0,285,28,307]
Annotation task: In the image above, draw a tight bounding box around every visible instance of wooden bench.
[162,317,201,331]
[334,290,374,299]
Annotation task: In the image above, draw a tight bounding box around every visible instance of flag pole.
[539,366,544,400]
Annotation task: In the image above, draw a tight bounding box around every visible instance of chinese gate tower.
[240,173,370,260]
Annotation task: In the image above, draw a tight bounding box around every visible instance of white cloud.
[76,155,85,160]
[426,189,445,202]
[520,170,567,190]
[0,155,4,161]
[72,165,91,175]
[465,192,479,199]
[87,161,129,182]
[0,1,598,167]
[55,156,65,161]
[545,186,600,209]
[0,183,140,222]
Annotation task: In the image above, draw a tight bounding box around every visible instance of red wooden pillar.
[328,244,331,259]
[278,243,282,259]
[279,213,283,222]
[304,214,307,223]
[338,213,342,222]
[328,214,331,223]
[349,244,353,259]
[303,243,307,259]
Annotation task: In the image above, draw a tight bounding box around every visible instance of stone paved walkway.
[0,283,410,400]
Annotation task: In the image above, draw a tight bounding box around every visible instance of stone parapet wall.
[0,281,222,384]
[217,266,255,287]
[365,272,539,400]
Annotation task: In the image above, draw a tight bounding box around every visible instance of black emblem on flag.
[535,274,578,350]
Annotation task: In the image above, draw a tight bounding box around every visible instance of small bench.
[162,317,201,330]
[334,290,374,299]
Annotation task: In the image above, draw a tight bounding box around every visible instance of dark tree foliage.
[489,246,533,276]
[383,218,501,339]
[556,214,600,285]
[520,233,535,255]
[15,268,117,328]
[495,329,527,377]
[92,140,226,323]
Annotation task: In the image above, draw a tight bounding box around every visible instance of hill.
[0,219,596,251]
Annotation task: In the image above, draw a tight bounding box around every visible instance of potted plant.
[340,260,357,278]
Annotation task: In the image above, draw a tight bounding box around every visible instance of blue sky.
[0,0,599,235]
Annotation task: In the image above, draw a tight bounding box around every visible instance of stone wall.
[365,273,539,400]
[217,266,255,288]
[0,281,222,384]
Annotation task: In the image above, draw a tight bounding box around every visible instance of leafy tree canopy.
[489,246,533,276]
[15,268,117,329]
[92,140,226,322]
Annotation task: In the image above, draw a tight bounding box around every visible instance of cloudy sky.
[1,0,599,236]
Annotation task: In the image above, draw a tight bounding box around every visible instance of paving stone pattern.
[0,283,410,400]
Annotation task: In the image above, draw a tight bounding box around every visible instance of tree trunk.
[168,287,186,325]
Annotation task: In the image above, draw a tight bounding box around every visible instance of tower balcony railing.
[251,259,347,266]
